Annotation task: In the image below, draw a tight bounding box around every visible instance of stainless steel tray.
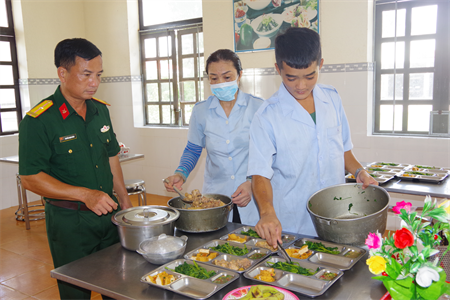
[243,255,343,298]
[140,259,239,300]
[367,162,411,170]
[294,238,366,270]
[346,171,395,185]
[397,169,449,183]
[224,226,298,251]
[184,239,271,273]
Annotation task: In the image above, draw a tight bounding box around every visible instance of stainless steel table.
[51,223,386,300]
[0,154,145,229]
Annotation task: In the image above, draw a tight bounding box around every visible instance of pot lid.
[114,206,179,226]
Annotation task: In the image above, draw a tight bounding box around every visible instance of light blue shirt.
[248,83,353,236]
[188,90,264,225]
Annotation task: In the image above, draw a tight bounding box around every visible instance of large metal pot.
[112,205,180,251]
[307,183,390,246]
[167,194,233,233]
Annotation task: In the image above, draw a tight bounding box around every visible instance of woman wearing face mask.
[163,49,264,224]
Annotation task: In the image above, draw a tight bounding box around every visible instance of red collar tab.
[59,103,70,120]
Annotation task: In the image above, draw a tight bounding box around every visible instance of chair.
[123,179,147,206]
[15,173,45,230]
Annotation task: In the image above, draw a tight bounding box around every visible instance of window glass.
[183,57,195,78]
[160,59,173,80]
[408,105,432,131]
[0,0,7,27]
[146,83,159,101]
[159,36,171,57]
[411,5,437,36]
[0,88,15,108]
[409,73,434,100]
[0,65,14,85]
[0,41,11,61]
[184,104,194,124]
[1,111,18,132]
[161,82,173,102]
[382,9,406,38]
[162,105,173,124]
[141,0,202,27]
[145,61,158,80]
[380,74,403,100]
[380,105,403,131]
[198,32,204,53]
[147,105,160,123]
[410,40,435,68]
[144,38,157,58]
[182,34,193,55]
[381,42,404,69]
[181,81,195,101]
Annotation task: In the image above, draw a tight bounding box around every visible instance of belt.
[46,199,90,211]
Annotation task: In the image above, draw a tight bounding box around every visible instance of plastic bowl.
[137,234,188,265]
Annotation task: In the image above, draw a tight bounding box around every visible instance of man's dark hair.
[54,38,102,70]
[275,27,322,70]
[205,49,243,75]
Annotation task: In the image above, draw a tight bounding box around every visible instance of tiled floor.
[0,194,170,300]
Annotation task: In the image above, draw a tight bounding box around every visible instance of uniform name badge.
[59,134,77,143]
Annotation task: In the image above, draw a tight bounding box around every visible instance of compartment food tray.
[224,226,297,250]
[184,239,271,273]
[243,255,343,298]
[141,259,239,300]
[397,169,449,183]
[293,238,367,271]
[346,171,395,185]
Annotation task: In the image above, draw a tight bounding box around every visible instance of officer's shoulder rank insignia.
[92,97,111,106]
[26,100,53,118]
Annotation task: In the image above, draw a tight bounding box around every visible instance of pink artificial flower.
[392,201,412,215]
[365,232,382,250]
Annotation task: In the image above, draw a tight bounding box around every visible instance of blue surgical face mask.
[210,79,239,101]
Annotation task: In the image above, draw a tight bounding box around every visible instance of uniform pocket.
[326,125,344,158]
[54,140,84,177]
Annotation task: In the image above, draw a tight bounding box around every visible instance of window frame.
[0,0,22,135]
[139,0,203,127]
[373,0,449,137]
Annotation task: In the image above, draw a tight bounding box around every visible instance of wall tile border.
[19,63,374,85]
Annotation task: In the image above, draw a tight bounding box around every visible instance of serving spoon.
[277,240,292,264]
[162,179,192,203]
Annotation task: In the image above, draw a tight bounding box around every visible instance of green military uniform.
[19,86,121,299]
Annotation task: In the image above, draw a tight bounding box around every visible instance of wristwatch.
[355,167,364,179]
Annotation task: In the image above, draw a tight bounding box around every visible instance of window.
[374,0,449,136]
[139,0,204,126]
[0,0,22,135]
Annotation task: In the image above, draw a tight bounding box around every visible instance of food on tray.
[403,173,416,177]
[254,268,276,282]
[248,252,266,259]
[212,274,234,284]
[212,258,252,271]
[257,15,279,32]
[144,271,175,285]
[267,261,317,276]
[168,261,216,279]
[305,241,340,255]
[240,228,261,238]
[184,189,225,209]
[190,249,218,262]
[227,233,247,243]
[286,245,312,259]
[404,171,434,176]
[282,235,295,243]
[210,242,249,256]
[319,272,338,281]
[371,164,382,168]
[256,240,277,251]
[379,162,399,166]
[414,165,437,169]
[240,285,285,300]
[235,8,245,18]
[368,167,385,172]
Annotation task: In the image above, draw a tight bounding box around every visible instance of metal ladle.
[162,179,192,203]
[277,240,292,264]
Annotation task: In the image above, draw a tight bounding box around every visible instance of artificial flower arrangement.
[365,196,450,300]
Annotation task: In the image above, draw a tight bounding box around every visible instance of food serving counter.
[50,222,386,300]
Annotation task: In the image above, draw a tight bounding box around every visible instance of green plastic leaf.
[410,262,420,273]
[416,272,447,300]
[384,278,415,300]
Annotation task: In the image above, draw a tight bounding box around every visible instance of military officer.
[18,38,132,299]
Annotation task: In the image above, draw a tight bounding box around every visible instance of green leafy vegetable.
[168,261,216,279]
[415,165,437,169]
[404,171,434,176]
[380,162,398,166]
[305,241,340,255]
[368,167,385,171]
[348,203,353,211]
[210,242,249,256]
[240,228,261,238]
[268,261,317,276]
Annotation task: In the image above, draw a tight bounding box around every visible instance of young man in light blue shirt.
[248,27,378,248]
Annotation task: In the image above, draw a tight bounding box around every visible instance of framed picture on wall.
[234,0,319,53]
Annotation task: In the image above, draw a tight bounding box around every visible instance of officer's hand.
[231,181,252,207]
[255,212,282,250]
[84,190,118,216]
[163,174,184,193]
